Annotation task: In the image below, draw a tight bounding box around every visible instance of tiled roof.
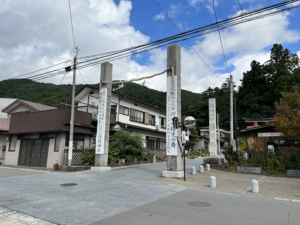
[2,99,57,113]
[0,118,10,131]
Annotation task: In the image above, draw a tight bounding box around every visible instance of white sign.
[209,98,217,157]
[95,88,107,155]
[258,133,283,137]
[166,75,178,155]
[182,131,186,144]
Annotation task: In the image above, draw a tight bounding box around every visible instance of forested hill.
[0,79,201,115]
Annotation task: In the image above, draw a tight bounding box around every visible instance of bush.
[53,163,60,171]
[82,148,95,165]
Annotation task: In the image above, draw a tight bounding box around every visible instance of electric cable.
[212,0,229,74]
[1,0,300,87]
[152,0,217,85]
[68,0,76,48]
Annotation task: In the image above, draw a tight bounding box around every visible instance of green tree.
[273,86,300,138]
[109,129,148,162]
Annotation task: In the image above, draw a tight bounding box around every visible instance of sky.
[1,0,300,93]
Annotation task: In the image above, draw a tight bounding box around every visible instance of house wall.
[195,138,205,151]
[0,98,17,118]
[0,133,7,162]
[4,139,21,166]
[9,104,34,117]
[46,133,66,168]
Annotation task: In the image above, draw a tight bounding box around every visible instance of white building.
[75,85,167,155]
[195,126,230,153]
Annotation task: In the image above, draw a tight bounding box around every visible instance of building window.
[146,137,156,149]
[119,106,129,116]
[149,115,155,126]
[40,133,55,138]
[146,137,166,150]
[130,108,144,123]
[161,118,166,128]
[157,138,166,150]
[65,134,85,149]
[54,133,61,152]
[111,104,117,113]
[18,134,30,139]
[9,135,17,151]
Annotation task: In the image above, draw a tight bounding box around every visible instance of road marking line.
[291,199,300,203]
[274,197,291,201]
[242,176,266,193]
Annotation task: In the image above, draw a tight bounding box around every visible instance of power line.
[1,0,299,87]
[237,0,244,11]
[152,0,217,84]
[68,0,76,48]
[212,0,230,74]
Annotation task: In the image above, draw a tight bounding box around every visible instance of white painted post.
[251,179,259,193]
[153,155,156,164]
[199,165,204,173]
[210,176,216,188]
[206,164,210,171]
[191,166,196,175]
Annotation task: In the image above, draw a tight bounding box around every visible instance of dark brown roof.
[76,85,166,112]
[8,108,93,135]
[0,118,10,131]
[240,125,273,133]
[2,99,57,113]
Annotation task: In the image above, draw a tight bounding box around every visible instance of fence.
[64,149,94,166]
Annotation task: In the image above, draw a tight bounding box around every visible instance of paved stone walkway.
[0,206,55,225]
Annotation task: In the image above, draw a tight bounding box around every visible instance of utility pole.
[230,75,234,146]
[234,98,238,147]
[68,46,80,167]
[217,113,221,154]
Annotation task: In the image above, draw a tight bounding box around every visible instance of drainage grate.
[60,183,77,186]
[187,201,212,207]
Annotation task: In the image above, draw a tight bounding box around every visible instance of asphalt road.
[0,158,299,225]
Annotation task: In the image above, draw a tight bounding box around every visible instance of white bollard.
[251,179,259,193]
[206,164,210,171]
[210,176,216,188]
[199,165,204,173]
[191,166,196,175]
[153,155,156,164]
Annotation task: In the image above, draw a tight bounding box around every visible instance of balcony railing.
[161,124,166,129]
[130,116,144,123]
[149,120,155,126]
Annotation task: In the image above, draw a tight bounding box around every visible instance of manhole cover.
[60,183,77,186]
[187,201,212,207]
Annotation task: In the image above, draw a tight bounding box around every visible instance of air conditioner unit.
[156,125,160,130]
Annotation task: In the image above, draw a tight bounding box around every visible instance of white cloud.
[188,0,204,8]
[153,12,165,21]
[0,0,299,97]
[168,4,184,18]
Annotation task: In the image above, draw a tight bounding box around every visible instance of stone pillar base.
[91,167,111,172]
[162,171,184,178]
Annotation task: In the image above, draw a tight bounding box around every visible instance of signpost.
[95,88,107,155]
[209,98,218,157]
[166,75,178,156]
[258,133,283,137]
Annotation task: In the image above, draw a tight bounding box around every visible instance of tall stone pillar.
[93,62,112,171]
[162,44,183,178]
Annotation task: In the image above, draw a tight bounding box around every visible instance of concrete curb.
[274,197,300,202]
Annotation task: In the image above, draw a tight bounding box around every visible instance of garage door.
[18,139,49,167]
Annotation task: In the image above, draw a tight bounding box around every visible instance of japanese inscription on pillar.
[209,98,217,157]
[95,88,107,155]
[166,75,178,155]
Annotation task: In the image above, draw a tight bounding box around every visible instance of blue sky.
[1,0,300,93]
